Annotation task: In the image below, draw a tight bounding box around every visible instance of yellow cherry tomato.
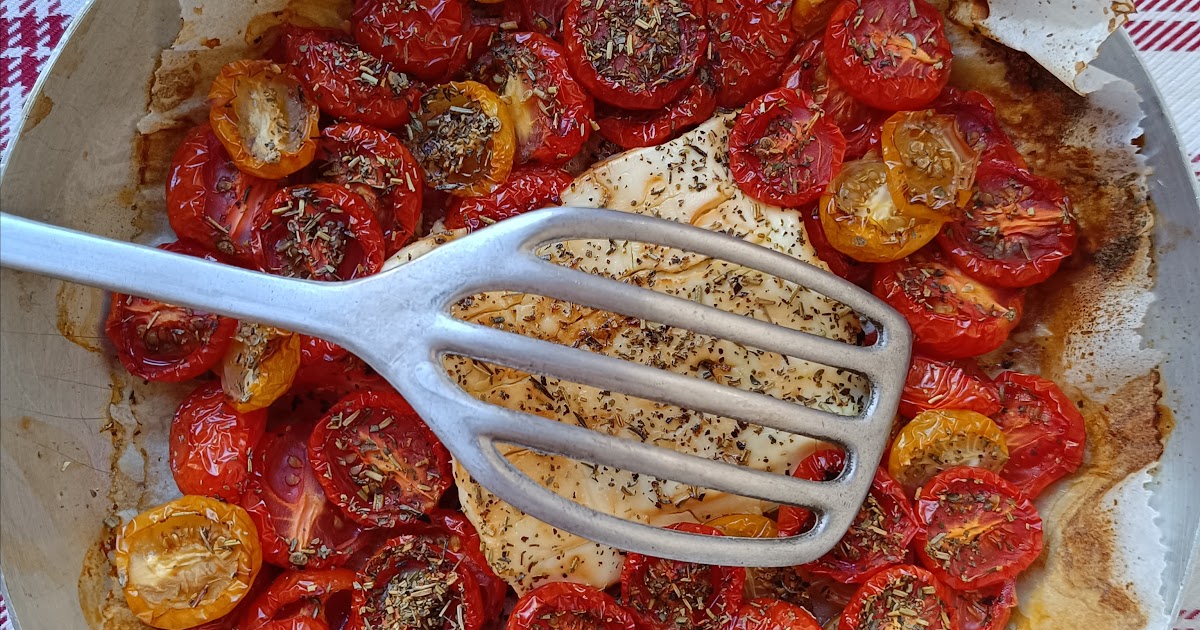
[888,409,1009,492]
[819,157,943,263]
[407,81,516,197]
[220,323,300,412]
[705,513,779,538]
[880,110,980,222]
[113,495,262,630]
[208,60,320,179]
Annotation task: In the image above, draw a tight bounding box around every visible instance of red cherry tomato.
[317,122,424,256]
[824,0,952,111]
[167,123,280,263]
[778,449,918,584]
[913,467,1043,590]
[951,580,1017,630]
[444,166,574,231]
[299,336,350,367]
[240,569,356,630]
[744,566,856,627]
[933,88,1025,167]
[252,184,385,281]
[352,0,495,83]
[779,40,887,161]
[512,0,571,38]
[937,159,1077,288]
[872,248,1024,359]
[105,241,238,382]
[729,87,846,208]
[395,509,508,618]
[900,355,1001,419]
[469,32,594,165]
[800,202,874,286]
[596,71,717,149]
[992,371,1087,498]
[562,0,709,110]
[350,537,486,630]
[707,0,797,108]
[507,582,637,630]
[170,381,268,503]
[284,28,422,128]
[838,564,955,630]
[620,522,745,630]
[729,598,822,630]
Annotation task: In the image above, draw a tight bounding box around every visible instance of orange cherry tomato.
[407,81,516,197]
[113,496,263,630]
[705,514,780,538]
[208,60,320,179]
[887,409,1009,492]
[818,157,942,263]
[880,109,980,222]
[220,323,302,413]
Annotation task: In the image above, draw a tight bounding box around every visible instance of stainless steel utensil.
[0,207,911,567]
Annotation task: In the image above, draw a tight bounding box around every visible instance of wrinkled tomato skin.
[900,354,1002,419]
[729,598,823,630]
[352,0,494,82]
[508,582,638,630]
[170,381,268,503]
[444,166,574,231]
[933,88,1025,167]
[253,184,385,281]
[597,73,717,149]
[239,569,356,630]
[351,538,487,630]
[992,371,1087,498]
[778,41,887,161]
[513,0,570,37]
[951,580,1017,630]
[838,565,955,630]
[707,0,797,108]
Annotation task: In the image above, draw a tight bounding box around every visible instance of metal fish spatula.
[0,207,910,568]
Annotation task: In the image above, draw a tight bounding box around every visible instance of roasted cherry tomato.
[779,40,888,161]
[563,0,709,110]
[253,184,385,280]
[114,496,262,630]
[872,248,1024,359]
[933,88,1025,167]
[191,565,282,630]
[818,157,942,263]
[352,0,495,82]
[620,522,746,630]
[209,60,320,179]
[444,165,574,231]
[951,579,1016,630]
[299,335,350,367]
[790,0,838,36]
[838,564,955,630]
[888,409,1009,492]
[824,0,952,111]
[350,536,486,630]
[705,514,779,538]
[167,123,281,262]
[596,70,716,149]
[778,449,918,584]
[106,241,238,382]
[914,467,1043,590]
[407,81,517,197]
[394,509,508,618]
[729,598,822,630]
[707,0,797,108]
[220,323,302,413]
[937,158,1077,288]
[744,567,855,627]
[241,421,373,569]
[992,371,1086,498]
[508,581,637,630]
[317,123,424,256]
[284,28,421,128]
[730,87,846,208]
[900,355,1001,419]
[800,202,874,286]
[240,569,356,630]
[170,381,268,503]
[469,32,594,164]
[511,0,571,38]
[880,110,980,222]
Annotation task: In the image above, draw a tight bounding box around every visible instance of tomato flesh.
[407,81,517,197]
[818,157,942,263]
[838,564,955,630]
[880,109,980,222]
[779,40,888,161]
[444,166,575,231]
[220,323,302,414]
[887,409,1009,492]
[351,537,486,630]
[992,371,1087,498]
[254,184,385,281]
[508,582,637,630]
[170,381,268,503]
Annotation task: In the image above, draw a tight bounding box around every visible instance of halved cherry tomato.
[900,355,1001,419]
[394,509,508,618]
[729,598,822,630]
[352,0,495,82]
[444,165,574,231]
[706,514,779,538]
[241,421,372,569]
[913,467,1043,590]
[253,184,385,280]
[818,157,942,263]
[220,323,301,413]
[744,567,855,627]
[707,0,797,109]
[317,123,424,256]
[838,564,954,630]
[730,87,846,208]
[872,248,1024,359]
[933,88,1025,167]
[209,60,320,179]
[888,409,1009,492]
[469,32,594,164]
[596,70,717,149]
[778,449,917,584]
[284,28,422,128]
[779,40,888,161]
[620,522,746,630]
[114,496,262,630]
[167,123,280,262]
[937,158,1077,288]
[350,536,486,630]
[824,0,952,111]
[407,81,517,197]
[800,202,874,286]
[300,336,350,367]
[240,569,356,630]
[992,371,1086,498]
[508,582,637,630]
[562,0,709,110]
[880,110,980,222]
[170,381,268,503]
[105,241,238,382]
[951,579,1016,630]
